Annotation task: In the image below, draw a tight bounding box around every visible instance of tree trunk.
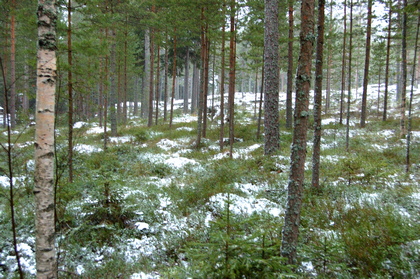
[99,68,104,126]
[197,10,206,147]
[133,76,139,116]
[148,28,155,127]
[312,0,325,189]
[383,4,392,121]
[164,37,169,121]
[264,0,280,155]
[35,1,58,277]
[169,28,177,128]
[67,0,74,183]
[110,32,117,137]
[183,46,190,114]
[191,62,198,114]
[325,0,333,113]
[123,20,128,124]
[104,44,109,150]
[400,0,407,137]
[360,0,372,128]
[155,46,160,125]
[345,0,354,151]
[286,0,294,129]
[142,29,150,119]
[339,0,347,125]
[117,60,122,122]
[228,0,236,157]
[406,14,420,172]
[257,66,264,139]
[10,0,16,129]
[281,0,315,266]
[1,54,24,279]
[203,35,210,138]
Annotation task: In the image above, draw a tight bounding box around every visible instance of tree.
[219,0,227,151]
[169,27,177,128]
[281,0,315,266]
[312,0,325,189]
[383,1,393,121]
[263,0,280,155]
[35,0,58,277]
[228,0,236,156]
[183,46,190,114]
[345,0,354,151]
[339,0,347,125]
[0,56,24,279]
[148,7,155,127]
[400,0,407,137]
[286,0,294,129]
[406,12,419,172]
[9,0,16,128]
[109,31,118,137]
[360,0,373,128]
[67,0,74,183]
[143,29,151,119]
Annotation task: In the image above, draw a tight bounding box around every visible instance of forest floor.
[1,85,420,278]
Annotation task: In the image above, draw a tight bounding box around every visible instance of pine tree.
[312,0,325,189]
[263,0,280,155]
[360,0,373,128]
[281,0,315,266]
[286,0,294,130]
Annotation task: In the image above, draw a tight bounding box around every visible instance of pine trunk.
[345,0,354,151]
[67,0,73,183]
[191,62,198,114]
[312,0,325,189]
[183,47,190,114]
[400,0,407,137]
[264,0,280,155]
[148,28,155,127]
[110,34,117,137]
[219,0,226,151]
[406,14,420,172]
[203,35,210,138]
[155,46,160,125]
[196,13,205,147]
[339,0,347,125]
[286,0,294,129]
[142,29,150,119]
[281,0,315,266]
[10,0,16,129]
[228,0,236,157]
[169,28,177,128]
[164,38,169,121]
[383,4,392,121]
[360,0,372,128]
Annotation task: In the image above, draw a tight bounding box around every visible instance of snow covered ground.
[1,85,419,278]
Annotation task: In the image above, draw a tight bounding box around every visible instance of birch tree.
[34,0,58,277]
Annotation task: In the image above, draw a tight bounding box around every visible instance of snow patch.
[109,136,133,143]
[74,144,103,154]
[208,193,282,218]
[86,126,106,134]
[157,139,181,151]
[165,155,197,168]
[130,271,160,279]
[135,222,150,231]
[73,121,88,129]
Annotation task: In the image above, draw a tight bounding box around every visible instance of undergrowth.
[0,109,419,278]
